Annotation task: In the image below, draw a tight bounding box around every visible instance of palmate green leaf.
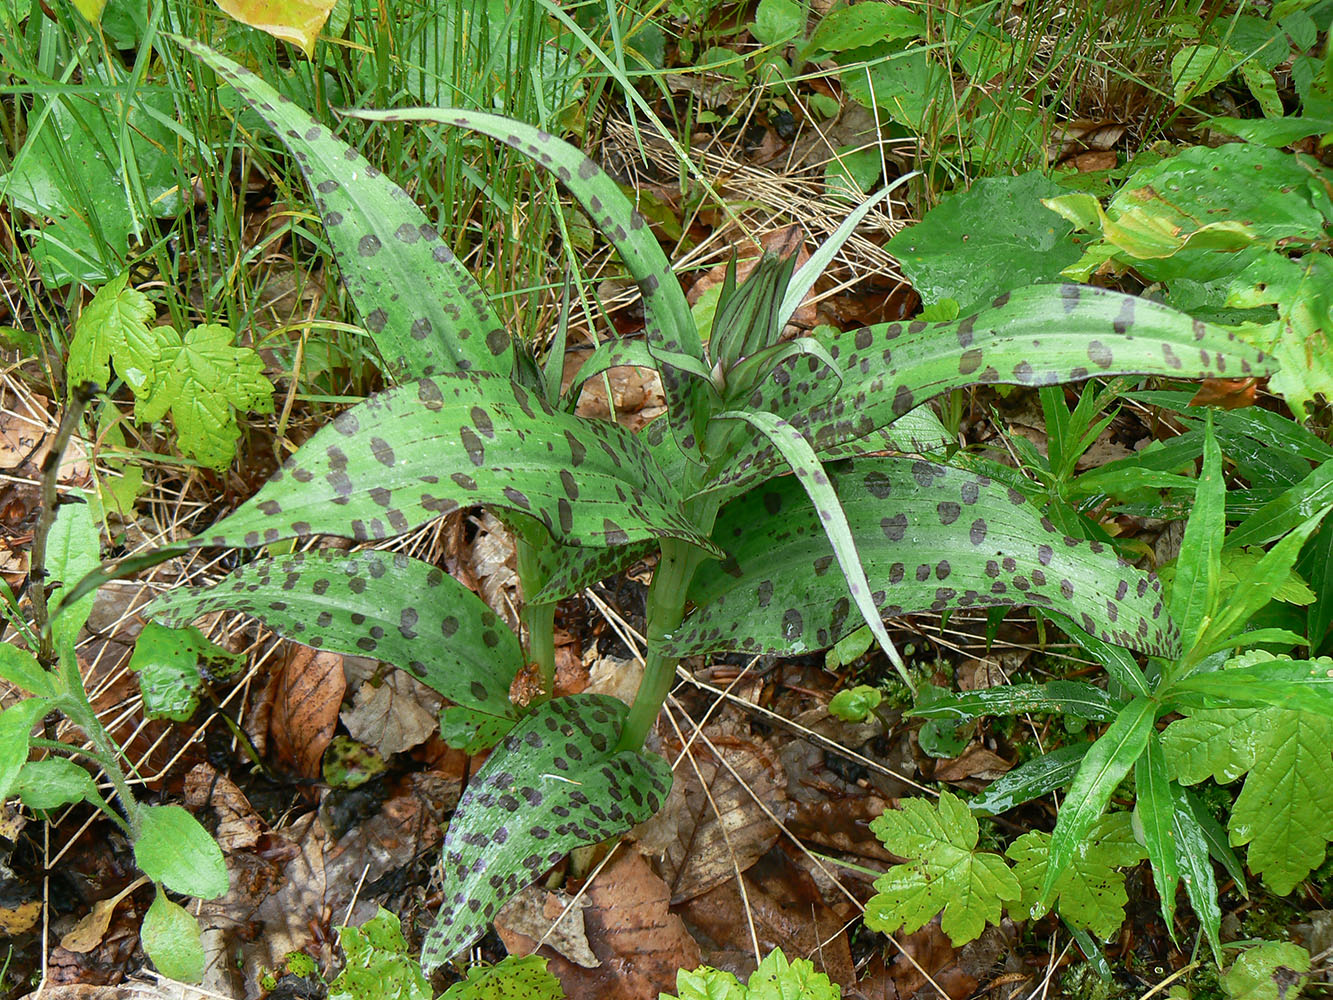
[423,695,671,970]
[330,908,431,1000]
[1162,704,1333,894]
[135,323,274,472]
[149,549,520,727]
[67,273,162,396]
[440,955,563,1000]
[707,284,1272,497]
[196,372,716,557]
[669,457,1180,659]
[866,791,1020,946]
[1006,812,1146,941]
[174,39,510,382]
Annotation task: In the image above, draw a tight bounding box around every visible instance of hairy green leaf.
[423,695,671,969]
[175,39,510,381]
[197,373,716,556]
[134,804,229,899]
[670,457,1179,659]
[149,549,519,724]
[142,890,205,983]
[0,699,52,803]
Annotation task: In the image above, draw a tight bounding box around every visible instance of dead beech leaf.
[932,746,1012,784]
[269,645,345,779]
[495,885,600,969]
[519,850,701,1000]
[183,763,267,852]
[340,671,437,755]
[1189,377,1260,410]
[213,0,336,57]
[636,731,788,904]
[59,877,150,953]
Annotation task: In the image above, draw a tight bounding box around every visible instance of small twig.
[31,383,97,667]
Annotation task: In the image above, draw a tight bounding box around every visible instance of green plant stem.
[54,670,141,837]
[514,533,556,697]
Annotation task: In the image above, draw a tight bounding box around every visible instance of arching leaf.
[668,456,1180,659]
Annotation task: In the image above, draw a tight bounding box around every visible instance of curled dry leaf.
[183,763,267,852]
[59,877,150,954]
[495,885,600,969]
[267,645,345,780]
[931,746,1013,785]
[340,671,438,756]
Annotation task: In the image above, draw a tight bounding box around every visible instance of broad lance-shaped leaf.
[352,107,709,460]
[147,550,519,726]
[707,284,1273,496]
[197,371,719,556]
[423,694,672,969]
[175,39,509,382]
[667,456,1180,659]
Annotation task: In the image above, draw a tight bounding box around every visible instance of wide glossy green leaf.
[422,694,672,969]
[149,550,520,724]
[669,457,1180,659]
[969,743,1090,815]
[1040,696,1155,903]
[1135,733,1179,932]
[908,681,1118,723]
[196,372,716,556]
[175,39,509,381]
[1170,412,1224,648]
[708,284,1272,497]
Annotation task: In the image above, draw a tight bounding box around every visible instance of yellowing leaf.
[67,273,167,398]
[1223,942,1310,1000]
[1006,812,1146,941]
[1162,705,1333,894]
[865,791,1019,946]
[135,324,274,471]
[213,0,337,57]
[71,0,107,25]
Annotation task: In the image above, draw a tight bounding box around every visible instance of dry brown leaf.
[59,877,150,953]
[784,795,897,862]
[520,850,701,1000]
[183,764,267,853]
[495,885,600,969]
[932,747,1012,784]
[340,671,437,756]
[268,645,345,780]
[636,730,788,904]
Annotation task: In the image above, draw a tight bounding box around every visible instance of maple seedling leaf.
[866,790,1020,946]
[1006,812,1147,941]
[136,323,274,471]
[1162,705,1333,895]
[67,272,171,396]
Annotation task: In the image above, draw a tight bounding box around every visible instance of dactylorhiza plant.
[108,39,1275,970]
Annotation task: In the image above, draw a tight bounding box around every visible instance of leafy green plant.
[663,948,840,1000]
[911,413,1333,962]
[103,37,1275,972]
[1222,941,1311,1000]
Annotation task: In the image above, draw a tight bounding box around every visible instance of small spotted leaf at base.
[147,549,520,726]
[865,790,1020,946]
[174,39,509,381]
[198,371,718,557]
[670,456,1179,659]
[1223,942,1311,1000]
[423,694,672,970]
[711,284,1273,496]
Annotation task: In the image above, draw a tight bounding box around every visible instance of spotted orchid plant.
[137,39,1273,970]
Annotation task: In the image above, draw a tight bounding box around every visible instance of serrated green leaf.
[866,790,1020,946]
[134,804,229,899]
[330,908,431,1000]
[746,949,839,1000]
[67,273,161,396]
[148,549,519,725]
[141,890,206,983]
[135,324,274,471]
[1006,812,1146,941]
[440,955,564,1000]
[1223,942,1310,1000]
[198,372,714,557]
[127,623,244,722]
[13,757,98,811]
[173,39,510,381]
[671,457,1180,660]
[1162,704,1333,894]
[423,695,672,969]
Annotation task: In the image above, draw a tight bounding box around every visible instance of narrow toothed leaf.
[668,457,1180,659]
[174,39,509,381]
[423,695,672,970]
[197,372,718,556]
[349,107,708,458]
[147,549,520,721]
[710,284,1274,495]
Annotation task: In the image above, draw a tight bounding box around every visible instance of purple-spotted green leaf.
[423,694,671,969]
[196,372,717,556]
[1134,733,1179,934]
[1039,696,1155,904]
[147,550,520,724]
[531,540,657,604]
[669,457,1180,659]
[349,106,708,458]
[174,40,509,382]
[1172,782,1223,965]
[969,743,1091,816]
[907,681,1119,724]
[708,284,1273,496]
